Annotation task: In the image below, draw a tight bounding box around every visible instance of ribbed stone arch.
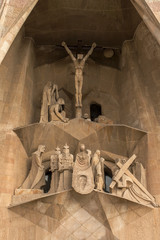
[0,0,38,64]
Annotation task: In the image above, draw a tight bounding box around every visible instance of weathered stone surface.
[0,1,160,239]
[15,189,43,195]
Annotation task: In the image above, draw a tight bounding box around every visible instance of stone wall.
[145,0,160,23]
[0,28,35,130]
[0,29,36,239]
[119,22,160,197]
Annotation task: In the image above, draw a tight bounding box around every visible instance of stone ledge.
[8,189,154,209]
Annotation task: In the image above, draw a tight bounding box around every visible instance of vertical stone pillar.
[75,106,82,118]
[121,41,160,198]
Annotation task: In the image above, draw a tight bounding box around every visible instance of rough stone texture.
[7,190,160,240]
[24,0,141,47]
[9,191,119,240]
[119,22,160,197]
[0,28,35,131]
[0,0,38,64]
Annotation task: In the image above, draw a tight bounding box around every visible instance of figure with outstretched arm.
[62,41,76,62]
[62,41,96,108]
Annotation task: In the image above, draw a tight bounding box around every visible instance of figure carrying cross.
[62,41,96,116]
[109,154,158,207]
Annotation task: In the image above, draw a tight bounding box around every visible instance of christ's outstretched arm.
[62,41,76,62]
[83,42,96,62]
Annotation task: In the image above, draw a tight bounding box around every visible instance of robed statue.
[40,81,59,123]
[72,144,94,194]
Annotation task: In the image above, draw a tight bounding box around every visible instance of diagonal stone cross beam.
[110,154,155,203]
[116,161,155,202]
[110,154,136,190]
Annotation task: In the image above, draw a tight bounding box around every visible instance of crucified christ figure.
[62,41,96,107]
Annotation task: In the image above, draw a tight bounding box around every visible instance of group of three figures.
[40,81,69,123]
[39,41,96,122]
[49,143,105,194]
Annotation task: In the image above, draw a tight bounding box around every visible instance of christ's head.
[77,54,83,60]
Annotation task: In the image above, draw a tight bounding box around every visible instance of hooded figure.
[40,81,59,123]
[20,145,46,190]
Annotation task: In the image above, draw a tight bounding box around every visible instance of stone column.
[75,106,82,118]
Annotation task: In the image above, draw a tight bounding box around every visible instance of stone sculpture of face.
[121,159,126,164]
[80,144,85,152]
[39,145,45,153]
[79,175,87,190]
[55,147,61,155]
[77,54,83,60]
[58,98,65,105]
[100,157,104,163]
[96,150,100,156]
[47,81,53,89]
[63,145,69,155]
[84,113,89,119]
[87,149,91,157]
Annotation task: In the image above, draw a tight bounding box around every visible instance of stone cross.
[110,154,155,202]
[62,41,96,118]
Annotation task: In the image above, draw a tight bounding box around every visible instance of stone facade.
[0,1,160,240]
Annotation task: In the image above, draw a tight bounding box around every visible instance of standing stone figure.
[57,144,74,191]
[20,145,46,190]
[92,150,105,191]
[72,144,94,194]
[49,147,61,193]
[95,157,105,191]
[40,81,59,123]
[62,41,96,108]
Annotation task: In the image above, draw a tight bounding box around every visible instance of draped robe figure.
[20,145,46,190]
[49,147,61,193]
[49,98,68,123]
[57,144,74,191]
[92,150,105,191]
[72,144,94,194]
[40,81,59,123]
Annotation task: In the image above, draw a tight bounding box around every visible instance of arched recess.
[0,0,160,66]
[90,103,102,121]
